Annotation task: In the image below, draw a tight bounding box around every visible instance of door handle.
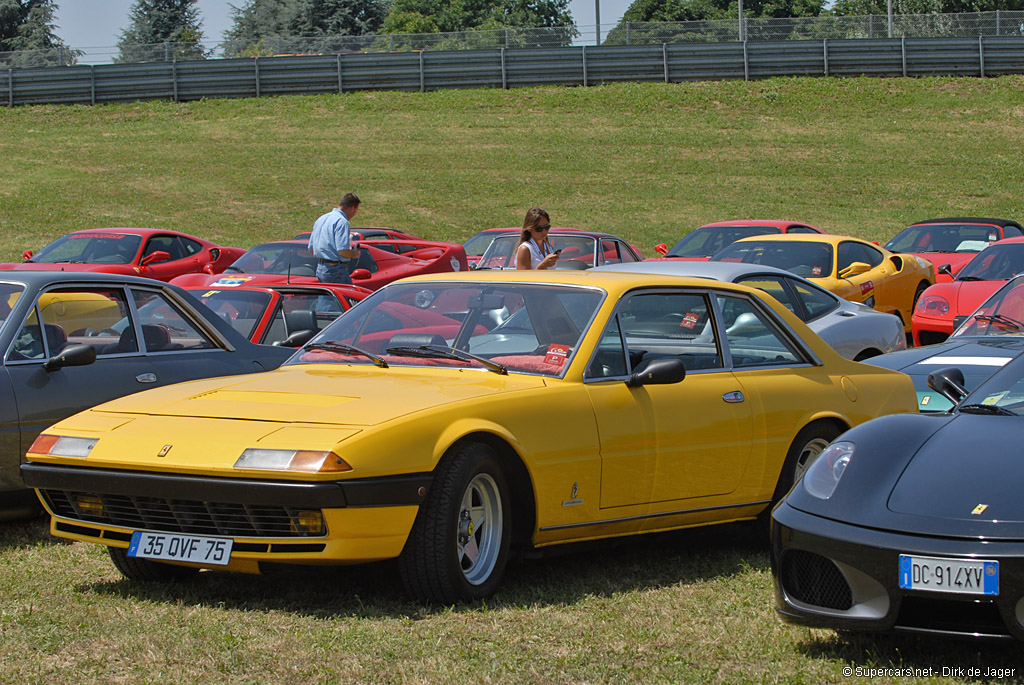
[136,373,157,383]
[723,391,744,403]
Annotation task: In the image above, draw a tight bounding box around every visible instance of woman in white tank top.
[515,207,560,270]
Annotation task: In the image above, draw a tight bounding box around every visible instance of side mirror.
[654,243,668,256]
[839,261,871,279]
[726,312,762,337]
[42,344,97,372]
[626,357,686,388]
[141,250,171,266]
[22,250,33,261]
[927,367,968,406]
[350,269,372,280]
[202,263,216,275]
[937,264,953,276]
[274,329,316,348]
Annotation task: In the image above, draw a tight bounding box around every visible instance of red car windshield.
[667,226,780,258]
[957,243,1024,281]
[30,233,142,265]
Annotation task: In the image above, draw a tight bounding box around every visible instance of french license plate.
[128,531,232,566]
[898,554,998,595]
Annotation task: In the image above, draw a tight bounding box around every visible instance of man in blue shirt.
[308,193,362,284]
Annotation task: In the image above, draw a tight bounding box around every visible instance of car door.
[140,234,207,281]
[584,288,754,509]
[834,241,884,306]
[5,285,158,473]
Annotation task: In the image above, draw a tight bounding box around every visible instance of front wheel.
[399,442,511,604]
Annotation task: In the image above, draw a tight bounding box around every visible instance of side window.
[131,289,216,351]
[715,294,804,368]
[264,292,344,345]
[181,237,204,257]
[587,291,722,379]
[836,242,860,272]
[736,277,797,316]
[787,226,818,234]
[10,288,132,361]
[790,280,839,321]
[601,239,622,265]
[1003,225,1024,239]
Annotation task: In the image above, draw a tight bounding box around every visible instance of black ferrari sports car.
[771,355,1024,640]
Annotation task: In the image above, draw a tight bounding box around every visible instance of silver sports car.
[594,260,906,361]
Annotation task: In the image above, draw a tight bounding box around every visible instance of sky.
[54,0,633,64]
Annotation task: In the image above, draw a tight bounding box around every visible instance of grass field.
[2,77,1024,682]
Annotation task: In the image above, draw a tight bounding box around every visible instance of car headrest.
[141,324,170,351]
[43,324,67,352]
[285,309,317,333]
[387,333,447,348]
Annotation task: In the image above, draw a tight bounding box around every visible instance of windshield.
[30,232,142,265]
[955,243,1024,282]
[954,276,1024,338]
[0,282,25,335]
[476,235,598,270]
[463,231,504,258]
[712,240,835,278]
[667,226,780,258]
[287,281,605,377]
[960,355,1024,416]
[190,288,275,339]
[885,223,997,254]
[227,243,318,277]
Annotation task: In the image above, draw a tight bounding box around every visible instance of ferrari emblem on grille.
[972,504,988,515]
[157,445,172,457]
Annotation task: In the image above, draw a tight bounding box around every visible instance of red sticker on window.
[680,313,700,329]
[811,266,822,275]
[544,344,570,365]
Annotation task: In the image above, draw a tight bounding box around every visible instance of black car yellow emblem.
[972,504,988,515]
[157,445,172,457]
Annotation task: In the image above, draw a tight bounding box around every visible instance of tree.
[223,0,387,56]
[0,0,76,65]
[116,0,207,63]
[381,0,576,41]
[830,0,1024,12]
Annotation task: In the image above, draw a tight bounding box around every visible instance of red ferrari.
[653,220,824,260]
[2,228,246,281]
[171,238,469,292]
[292,227,423,255]
[186,281,370,347]
[884,217,1024,283]
[912,236,1024,346]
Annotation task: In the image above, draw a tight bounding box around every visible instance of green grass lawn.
[2,77,1024,682]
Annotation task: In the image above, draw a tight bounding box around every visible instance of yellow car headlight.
[28,434,97,458]
[233,448,352,473]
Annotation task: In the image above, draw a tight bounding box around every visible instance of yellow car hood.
[93,364,547,426]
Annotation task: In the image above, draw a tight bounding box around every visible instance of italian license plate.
[128,531,232,566]
[898,554,998,595]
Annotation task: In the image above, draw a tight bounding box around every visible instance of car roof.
[697,219,818,230]
[67,227,201,240]
[0,270,174,288]
[911,217,1023,230]
[489,230,628,241]
[594,260,798,281]
[732,233,858,246]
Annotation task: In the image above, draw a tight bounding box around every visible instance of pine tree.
[0,0,75,65]
[116,0,207,63]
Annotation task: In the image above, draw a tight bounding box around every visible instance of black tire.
[108,546,200,582]
[399,442,511,604]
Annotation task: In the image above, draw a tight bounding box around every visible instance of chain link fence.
[3,11,1023,68]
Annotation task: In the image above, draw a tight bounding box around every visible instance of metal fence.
[2,11,1024,67]
[3,37,1023,107]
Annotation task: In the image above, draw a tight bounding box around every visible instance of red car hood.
[935,279,1007,317]
[905,251,976,283]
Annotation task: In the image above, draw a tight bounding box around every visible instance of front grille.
[897,596,1009,637]
[41,489,324,538]
[781,549,854,610]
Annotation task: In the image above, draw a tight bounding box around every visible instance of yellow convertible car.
[23,271,916,603]
[712,234,935,333]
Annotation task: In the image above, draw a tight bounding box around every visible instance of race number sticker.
[860,280,875,296]
[212,277,255,287]
[680,313,700,329]
[544,344,570,366]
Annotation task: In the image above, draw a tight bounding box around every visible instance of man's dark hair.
[339,193,361,209]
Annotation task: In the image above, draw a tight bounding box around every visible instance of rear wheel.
[108,546,200,582]
[399,442,511,604]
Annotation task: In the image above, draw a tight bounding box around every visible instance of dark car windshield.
[287,281,604,378]
[667,226,780,258]
[955,243,1024,282]
[960,355,1024,416]
[712,240,834,279]
[885,223,997,254]
[476,235,598,270]
[30,233,142,265]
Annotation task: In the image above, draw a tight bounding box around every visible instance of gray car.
[593,260,906,361]
[0,271,294,518]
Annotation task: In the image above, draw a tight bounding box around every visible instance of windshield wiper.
[973,313,1024,331]
[959,403,1017,416]
[385,344,507,375]
[304,341,388,368]
[957,275,984,281]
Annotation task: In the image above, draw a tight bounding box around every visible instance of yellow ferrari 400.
[24,271,916,603]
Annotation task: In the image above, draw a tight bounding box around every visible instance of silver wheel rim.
[793,437,831,483]
[456,473,503,586]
